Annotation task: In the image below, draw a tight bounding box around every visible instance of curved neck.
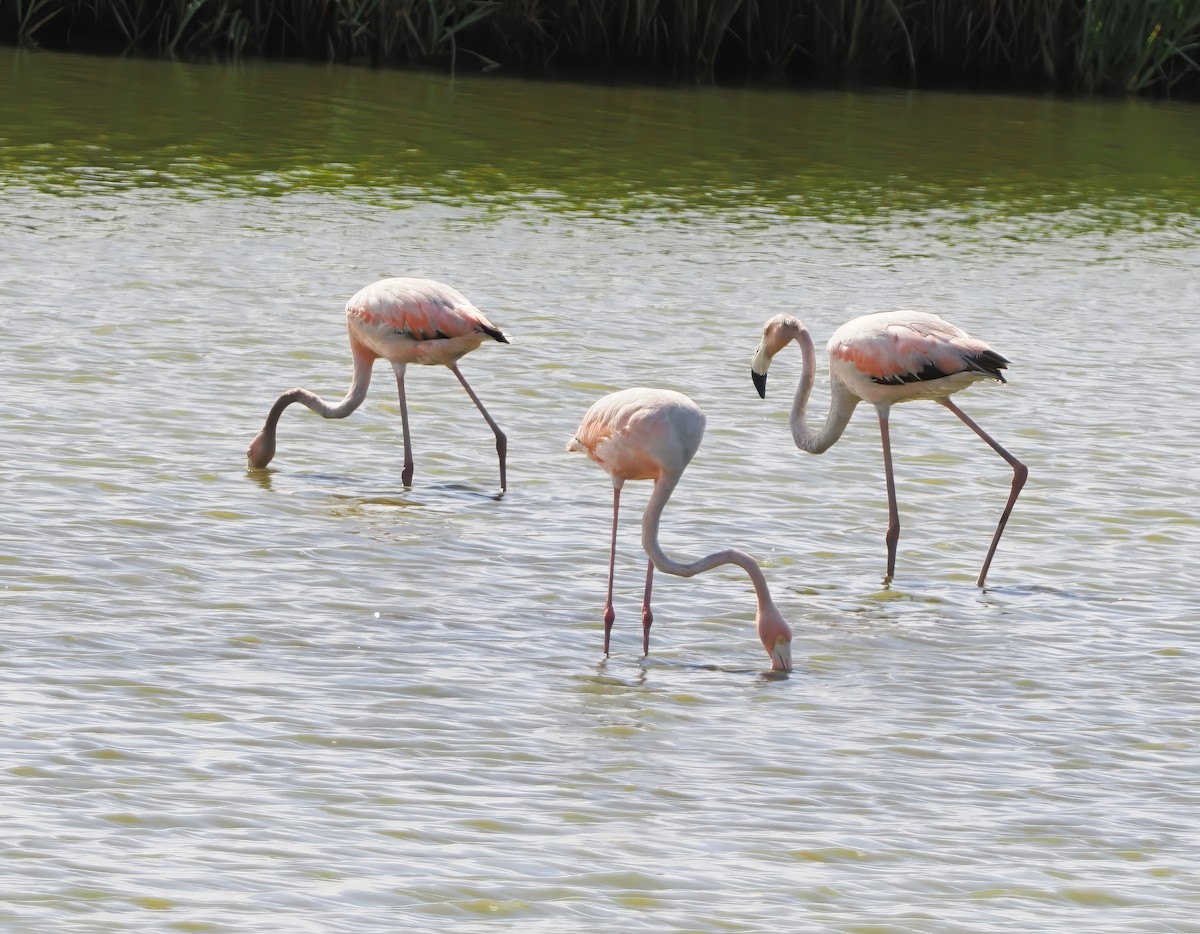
[640,474,778,614]
[262,340,375,433]
[789,328,858,454]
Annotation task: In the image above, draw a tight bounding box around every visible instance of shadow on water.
[586,661,650,691]
[244,467,368,493]
[333,482,507,506]
[978,581,1123,604]
[245,466,275,491]
[861,577,1088,605]
[246,467,503,503]
[861,584,948,604]
[589,655,793,684]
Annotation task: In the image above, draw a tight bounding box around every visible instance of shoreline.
[4,1,1200,102]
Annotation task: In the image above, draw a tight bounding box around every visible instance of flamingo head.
[751,314,805,399]
[246,430,276,470]
[756,602,794,672]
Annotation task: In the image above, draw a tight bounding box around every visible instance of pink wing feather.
[831,312,1007,385]
[346,278,504,342]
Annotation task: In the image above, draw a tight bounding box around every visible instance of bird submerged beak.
[246,431,275,470]
[769,637,793,672]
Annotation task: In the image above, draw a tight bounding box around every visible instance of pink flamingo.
[751,312,1027,587]
[247,278,510,490]
[568,387,794,671]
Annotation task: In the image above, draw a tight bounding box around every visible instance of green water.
[5,48,1200,223]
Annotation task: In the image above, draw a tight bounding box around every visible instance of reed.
[3,0,1199,96]
[13,0,62,46]
[1075,0,1200,92]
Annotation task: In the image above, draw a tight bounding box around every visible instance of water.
[2,47,1200,932]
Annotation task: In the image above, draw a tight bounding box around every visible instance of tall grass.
[1075,0,1200,92]
[3,0,1199,96]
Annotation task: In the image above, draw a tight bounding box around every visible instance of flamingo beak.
[770,638,793,672]
[751,341,770,398]
[247,431,275,470]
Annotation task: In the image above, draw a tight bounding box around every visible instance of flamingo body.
[570,388,705,483]
[826,311,1008,405]
[569,388,793,671]
[346,278,507,367]
[247,277,509,490]
[752,312,1026,587]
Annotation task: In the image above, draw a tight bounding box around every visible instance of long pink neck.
[789,327,858,454]
[260,340,374,435]
[640,474,780,616]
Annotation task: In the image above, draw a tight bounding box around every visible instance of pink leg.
[877,407,900,583]
[450,363,507,492]
[939,398,1028,588]
[641,560,654,656]
[393,364,414,487]
[603,485,621,655]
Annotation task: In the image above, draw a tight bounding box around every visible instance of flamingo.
[751,312,1027,587]
[247,277,510,490]
[568,387,794,671]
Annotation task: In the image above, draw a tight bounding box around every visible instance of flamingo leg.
[641,560,655,656]
[449,363,507,492]
[939,398,1028,588]
[877,405,900,583]
[391,362,415,487]
[603,484,622,655]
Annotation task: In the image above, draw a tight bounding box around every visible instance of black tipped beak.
[752,370,767,399]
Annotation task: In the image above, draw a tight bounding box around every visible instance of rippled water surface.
[3,48,1200,932]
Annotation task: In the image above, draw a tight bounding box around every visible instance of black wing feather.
[870,349,1009,386]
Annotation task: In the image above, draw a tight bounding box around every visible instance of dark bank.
[3,0,1200,99]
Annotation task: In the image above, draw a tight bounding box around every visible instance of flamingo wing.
[568,389,703,483]
[347,278,509,345]
[832,312,1007,387]
[568,390,659,479]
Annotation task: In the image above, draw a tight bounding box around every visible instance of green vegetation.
[3,0,1199,97]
